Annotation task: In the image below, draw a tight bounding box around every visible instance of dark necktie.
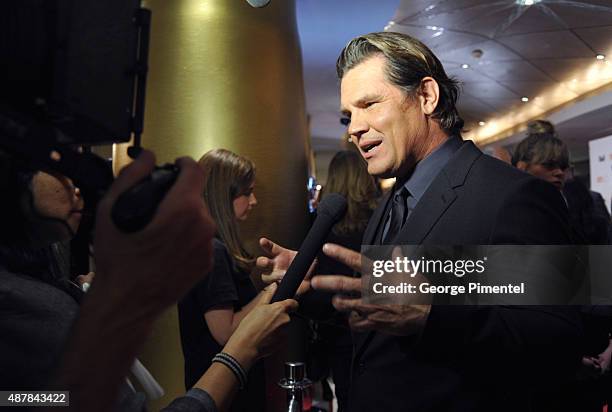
[384,187,410,243]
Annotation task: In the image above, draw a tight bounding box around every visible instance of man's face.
[340,55,430,178]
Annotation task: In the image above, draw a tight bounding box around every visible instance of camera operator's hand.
[224,283,298,365]
[93,150,215,315]
[55,150,215,412]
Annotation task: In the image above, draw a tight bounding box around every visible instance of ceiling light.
[471,49,484,59]
[596,54,605,60]
[521,97,529,102]
[516,0,540,5]
[384,21,395,31]
[461,63,470,69]
[479,121,486,126]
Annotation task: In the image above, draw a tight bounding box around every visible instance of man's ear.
[418,77,440,116]
[516,161,529,171]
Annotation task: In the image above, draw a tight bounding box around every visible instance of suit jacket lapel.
[392,174,457,244]
[392,140,481,244]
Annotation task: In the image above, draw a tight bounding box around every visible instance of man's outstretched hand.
[311,243,430,336]
[256,237,315,296]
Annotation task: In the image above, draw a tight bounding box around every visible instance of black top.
[178,238,264,412]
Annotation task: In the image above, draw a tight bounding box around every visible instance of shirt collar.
[398,136,463,202]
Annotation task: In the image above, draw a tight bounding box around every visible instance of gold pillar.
[114,1,310,410]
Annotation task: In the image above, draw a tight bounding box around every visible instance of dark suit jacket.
[348,140,583,412]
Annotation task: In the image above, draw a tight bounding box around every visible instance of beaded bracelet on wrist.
[212,352,247,389]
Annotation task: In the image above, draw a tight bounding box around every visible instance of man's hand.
[93,150,216,315]
[256,237,315,296]
[579,356,603,379]
[597,341,612,373]
[311,243,430,336]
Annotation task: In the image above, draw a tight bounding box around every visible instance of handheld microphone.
[271,193,347,303]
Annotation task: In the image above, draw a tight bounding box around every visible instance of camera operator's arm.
[165,283,298,412]
[53,151,216,412]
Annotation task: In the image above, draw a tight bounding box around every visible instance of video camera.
[0,0,175,232]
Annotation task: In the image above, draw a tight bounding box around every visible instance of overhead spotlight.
[478,121,486,126]
[596,54,605,60]
[516,0,540,5]
[461,63,470,69]
[521,97,529,102]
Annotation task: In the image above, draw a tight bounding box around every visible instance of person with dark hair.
[512,129,570,191]
[178,149,268,412]
[257,31,582,412]
[322,151,379,237]
[511,123,612,411]
[0,151,87,391]
[335,32,464,139]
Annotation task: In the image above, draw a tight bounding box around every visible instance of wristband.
[212,352,247,389]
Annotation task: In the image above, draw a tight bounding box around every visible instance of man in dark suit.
[258,31,582,411]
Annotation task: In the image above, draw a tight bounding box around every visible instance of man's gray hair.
[337,32,464,136]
